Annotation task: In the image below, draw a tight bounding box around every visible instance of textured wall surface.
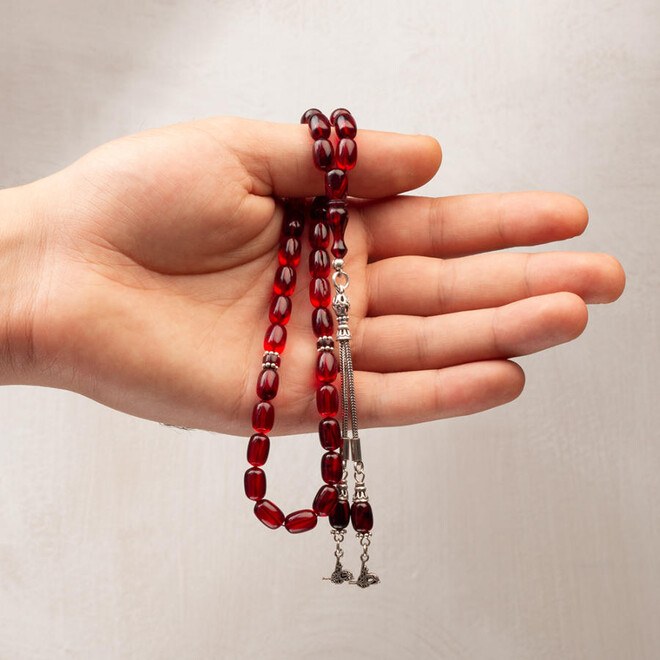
[1,1,658,658]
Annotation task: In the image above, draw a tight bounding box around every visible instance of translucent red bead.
[252,401,274,433]
[264,323,286,352]
[309,278,331,308]
[337,138,357,170]
[325,168,348,199]
[256,368,278,400]
[247,433,270,466]
[273,266,296,296]
[309,114,331,140]
[309,249,330,278]
[319,418,342,451]
[316,351,338,383]
[312,307,333,337]
[316,384,339,417]
[335,113,357,139]
[244,467,266,500]
[285,509,318,534]
[278,237,301,267]
[313,485,339,516]
[269,295,292,325]
[321,451,342,484]
[254,499,285,529]
[313,139,334,171]
[309,221,330,249]
[329,499,351,530]
[351,501,374,533]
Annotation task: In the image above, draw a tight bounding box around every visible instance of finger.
[358,191,589,260]
[352,360,525,427]
[196,116,442,198]
[366,252,626,317]
[354,292,587,373]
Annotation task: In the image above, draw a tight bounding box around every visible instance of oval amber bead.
[256,368,279,401]
[310,196,328,221]
[330,108,353,126]
[244,467,266,501]
[351,501,374,533]
[316,384,338,417]
[312,307,334,337]
[313,485,339,517]
[313,139,334,171]
[319,417,341,451]
[337,138,358,170]
[309,221,330,249]
[321,451,342,484]
[254,499,285,529]
[316,351,338,383]
[284,509,318,534]
[300,108,323,124]
[273,266,296,296]
[309,114,331,140]
[252,401,274,433]
[268,295,292,325]
[309,249,330,278]
[247,433,270,466]
[282,213,304,237]
[325,168,348,199]
[278,237,301,267]
[335,113,357,139]
[309,278,331,308]
[330,499,351,530]
[263,323,286,352]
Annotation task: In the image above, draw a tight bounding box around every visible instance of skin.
[0,116,625,436]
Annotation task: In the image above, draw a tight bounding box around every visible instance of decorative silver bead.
[332,258,344,271]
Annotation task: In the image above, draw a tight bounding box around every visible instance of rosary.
[243,108,379,588]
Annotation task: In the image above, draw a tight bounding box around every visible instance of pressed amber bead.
[254,499,285,529]
[282,213,304,237]
[263,323,286,352]
[335,113,357,139]
[330,108,353,126]
[300,108,323,124]
[313,485,339,516]
[330,499,351,530]
[268,295,292,325]
[310,196,328,221]
[284,509,318,534]
[313,139,334,171]
[278,236,301,267]
[321,451,342,484]
[273,266,296,296]
[244,467,266,500]
[309,249,330,278]
[316,351,338,383]
[256,368,279,400]
[331,238,347,259]
[312,307,334,337]
[337,138,357,170]
[252,401,274,433]
[309,114,331,140]
[325,168,348,199]
[319,417,341,451]
[309,278,331,308]
[247,433,270,466]
[317,385,338,417]
[309,221,330,249]
[351,501,374,533]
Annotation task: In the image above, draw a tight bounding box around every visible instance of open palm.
[22,116,624,436]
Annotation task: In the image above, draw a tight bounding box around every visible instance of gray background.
[1,1,658,658]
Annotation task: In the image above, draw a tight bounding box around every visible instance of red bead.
[325,168,348,199]
[269,295,292,325]
[319,417,342,451]
[337,138,357,170]
[321,451,342,484]
[244,467,266,500]
[256,368,279,400]
[330,108,353,126]
[310,278,331,308]
[317,384,339,417]
[263,323,286,352]
[301,108,323,124]
[309,221,330,249]
[330,499,351,530]
[309,249,330,278]
[310,196,328,221]
[273,266,296,295]
[282,213,304,237]
[278,237,301,267]
[313,139,334,171]
[284,509,318,534]
[326,201,348,232]
[254,499,285,529]
[316,351,338,383]
[309,114,331,140]
[335,114,357,139]
[331,238,347,259]
[351,501,374,533]
[247,433,270,466]
[313,485,339,516]
[312,307,334,337]
[252,401,274,433]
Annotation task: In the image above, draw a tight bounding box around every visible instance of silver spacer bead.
[332,258,344,271]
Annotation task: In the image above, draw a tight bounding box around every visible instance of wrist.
[0,181,49,384]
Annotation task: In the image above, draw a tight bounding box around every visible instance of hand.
[1,116,625,436]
